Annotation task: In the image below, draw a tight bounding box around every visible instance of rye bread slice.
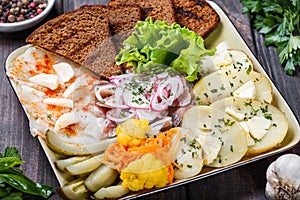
[81,5,142,35]
[81,5,143,52]
[172,0,220,38]
[108,0,176,25]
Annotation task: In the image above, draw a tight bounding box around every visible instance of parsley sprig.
[241,0,300,75]
[0,147,53,199]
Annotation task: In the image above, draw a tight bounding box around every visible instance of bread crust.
[109,0,177,25]
[172,0,220,38]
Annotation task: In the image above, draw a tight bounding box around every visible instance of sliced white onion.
[136,109,160,122]
[150,91,169,112]
[95,72,193,124]
[95,84,128,109]
[178,87,192,106]
[106,109,136,123]
[122,89,149,110]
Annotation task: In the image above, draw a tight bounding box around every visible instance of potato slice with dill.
[193,68,273,105]
[211,97,288,156]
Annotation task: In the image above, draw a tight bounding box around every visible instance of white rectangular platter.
[5,1,300,199]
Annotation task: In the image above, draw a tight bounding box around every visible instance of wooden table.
[0,0,299,199]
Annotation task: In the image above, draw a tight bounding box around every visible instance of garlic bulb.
[265,154,300,200]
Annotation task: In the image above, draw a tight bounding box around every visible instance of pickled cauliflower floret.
[120,153,169,191]
[116,118,151,147]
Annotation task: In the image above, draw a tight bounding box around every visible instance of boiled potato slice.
[201,49,253,75]
[173,128,203,179]
[211,97,288,156]
[193,68,273,105]
[181,106,248,167]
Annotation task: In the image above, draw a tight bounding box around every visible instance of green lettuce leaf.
[116,17,215,82]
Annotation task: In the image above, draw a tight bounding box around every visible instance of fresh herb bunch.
[241,0,300,75]
[0,147,53,199]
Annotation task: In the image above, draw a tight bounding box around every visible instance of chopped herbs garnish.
[180,137,187,143]
[246,65,252,74]
[253,137,261,143]
[264,113,273,120]
[215,124,222,128]
[210,89,218,93]
[236,61,243,66]
[120,112,126,117]
[218,155,222,163]
[260,105,269,113]
[181,148,186,154]
[218,137,224,146]
[224,119,235,127]
[188,139,198,148]
[250,108,259,116]
[244,100,253,107]
[220,84,226,90]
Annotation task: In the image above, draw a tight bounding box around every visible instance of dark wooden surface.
[0,0,299,199]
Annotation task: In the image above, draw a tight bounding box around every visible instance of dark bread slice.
[26,6,113,65]
[81,5,143,52]
[172,0,220,38]
[80,5,142,35]
[26,5,143,79]
[108,0,176,25]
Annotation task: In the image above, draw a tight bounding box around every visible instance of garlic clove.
[265,154,300,200]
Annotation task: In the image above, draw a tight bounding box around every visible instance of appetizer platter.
[4,0,300,199]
